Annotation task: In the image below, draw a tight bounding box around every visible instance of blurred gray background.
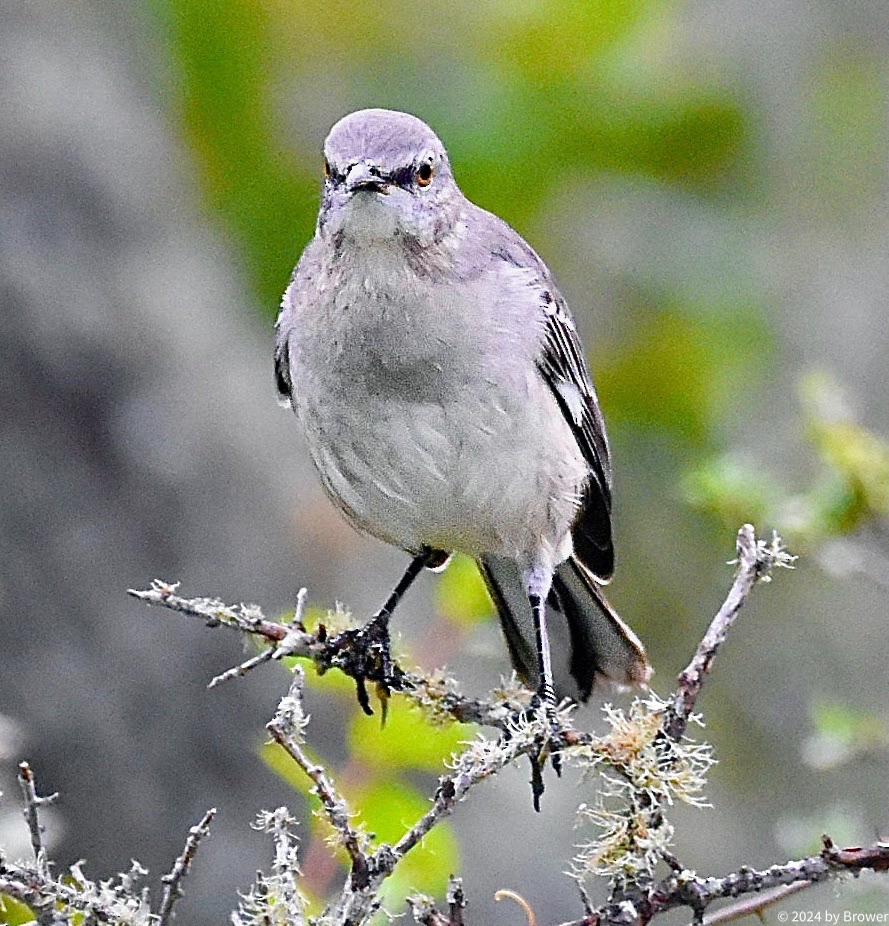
[2,0,888,923]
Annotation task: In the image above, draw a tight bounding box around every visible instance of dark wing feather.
[274,336,292,404]
[486,215,615,580]
[536,293,615,580]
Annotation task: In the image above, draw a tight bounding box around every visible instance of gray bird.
[275,108,650,706]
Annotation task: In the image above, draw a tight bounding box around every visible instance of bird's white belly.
[301,378,587,566]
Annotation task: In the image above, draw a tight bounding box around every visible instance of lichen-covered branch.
[5,526,885,926]
[17,761,56,878]
[157,807,216,926]
[615,835,889,926]
[266,665,372,890]
[128,581,527,732]
[663,524,796,742]
[1,765,213,925]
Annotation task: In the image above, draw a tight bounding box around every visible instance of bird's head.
[317,109,462,247]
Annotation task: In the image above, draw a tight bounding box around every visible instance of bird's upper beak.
[344,161,389,194]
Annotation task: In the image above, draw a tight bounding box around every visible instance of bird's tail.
[478,554,651,702]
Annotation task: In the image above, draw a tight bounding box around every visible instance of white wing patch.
[555,381,585,426]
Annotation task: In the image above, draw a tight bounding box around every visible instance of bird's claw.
[329,613,404,718]
[527,688,565,811]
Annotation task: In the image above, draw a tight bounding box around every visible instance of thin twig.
[266,666,372,890]
[663,525,794,742]
[17,762,57,876]
[156,808,216,926]
[208,646,278,688]
[447,876,466,926]
[495,889,537,926]
[698,881,814,926]
[208,588,309,687]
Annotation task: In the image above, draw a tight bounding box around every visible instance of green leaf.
[434,555,493,629]
[0,894,35,926]
[351,780,458,904]
[348,699,469,774]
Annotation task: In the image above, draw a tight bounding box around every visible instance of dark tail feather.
[479,554,650,702]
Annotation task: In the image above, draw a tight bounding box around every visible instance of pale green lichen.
[568,693,715,886]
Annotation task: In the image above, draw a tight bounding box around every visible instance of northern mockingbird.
[275,108,650,708]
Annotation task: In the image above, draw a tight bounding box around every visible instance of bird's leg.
[366,549,433,685]
[333,547,439,716]
[524,565,563,810]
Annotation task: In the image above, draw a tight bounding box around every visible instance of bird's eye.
[417,161,434,187]
[323,158,331,179]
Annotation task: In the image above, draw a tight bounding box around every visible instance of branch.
[410,836,889,926]
[698,881,815,926]
[263,664,575,925]
[129,581,526,732]
[17,761,57,878]
[266,665,372,890]
[156,807,216,926]
[0,762,150,926]
[1,769,211,925]
[388,708,561,865]
[640,835,889,925]
[121,523,888,926]
[663,524,795,742]
[408,877,465,926]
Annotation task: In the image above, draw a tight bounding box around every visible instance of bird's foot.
[527,686,565,811]
[328,612,405,718]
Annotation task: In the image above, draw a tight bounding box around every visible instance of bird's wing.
[274,331,292,406]
[485,215,614,580]
[274,289,295,407]
[535,287,615,580]
[275,240,323,408]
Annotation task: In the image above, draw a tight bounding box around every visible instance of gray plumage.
[276,108,649,700]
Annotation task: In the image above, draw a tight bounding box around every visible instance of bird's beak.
[344,161,389,194]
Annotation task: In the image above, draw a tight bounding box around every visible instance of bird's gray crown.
[324,109,452,186]
[318,109,460,245]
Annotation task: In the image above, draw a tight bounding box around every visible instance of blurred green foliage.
[153,0,889,911]
[432,554,493,629]
[347,696,468,773]
[803,700,888,771]
[810,45,888,217]
[0,894,34,926]
[595,298,772,447]
[684,371,889,547]
[159,0,748,309]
